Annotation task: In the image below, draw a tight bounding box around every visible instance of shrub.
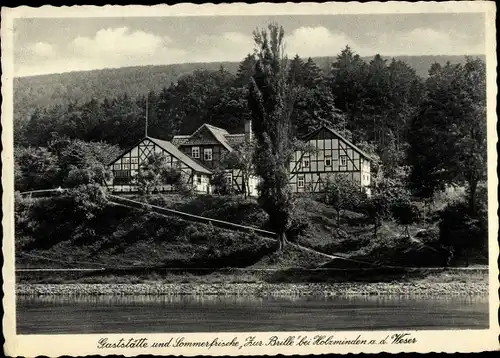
[322,175,366,229]
[210,167,234,196]
[64,163,112,188]
[63,184,108,220]
[15,146,60,191]
[391,196,421,238]
[438,198,487,265]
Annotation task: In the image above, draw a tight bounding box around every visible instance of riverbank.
[17,269,488,297]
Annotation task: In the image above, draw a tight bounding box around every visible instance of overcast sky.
[14,13,485,77]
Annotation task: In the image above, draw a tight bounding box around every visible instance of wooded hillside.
[14,55,481,125]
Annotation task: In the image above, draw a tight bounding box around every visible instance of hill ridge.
[14,54,484,122]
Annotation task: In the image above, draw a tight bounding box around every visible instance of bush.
[286,203,312,241]
[391,197,421,238]
[322,175,366,229]
[439,199,487,265]
[210,168,234,195]
[63,184,108,220]
[14,191,33,231]
[64,163,112,188]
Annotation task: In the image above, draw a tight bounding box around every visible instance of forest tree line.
[15,44,486,204]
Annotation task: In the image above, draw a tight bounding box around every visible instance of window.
[224,172,233,186]
[197,175,202,184]
[340,156,347,167]
[191,147,200,158]
[114,170,131,178]
[325,156,332,167]
[121,157,130,170]
[113,163,121,170]
[298,176,305,188]
[203,148,213,161]
[113,170,131,185]
[130,157,139,164]
[302,155,310,168]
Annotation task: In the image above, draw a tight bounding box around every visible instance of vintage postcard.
[2,2,498,356]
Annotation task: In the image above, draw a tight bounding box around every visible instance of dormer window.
[191,146,200,159]
[203,148,213,161]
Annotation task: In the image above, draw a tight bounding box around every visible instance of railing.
[18,188,68,196]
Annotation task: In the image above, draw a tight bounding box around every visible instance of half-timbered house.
[106,136,212,193]
[172,120,259,196]
[290,126,372,193]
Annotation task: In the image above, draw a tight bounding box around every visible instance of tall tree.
[328,46,368,138]
[206,86,251,133]
[235,53,257,87]
[292,86,346,137]
[449,58,487,213]
[287,54,305,86]
[408,57,486,213]
[302,57,324,88]
[248,23,297,250]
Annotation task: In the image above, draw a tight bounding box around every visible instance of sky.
[13,13,485,77]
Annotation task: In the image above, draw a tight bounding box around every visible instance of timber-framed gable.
[290,126,372,193]
[107,136,212,193]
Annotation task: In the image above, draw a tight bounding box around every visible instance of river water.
[16,295,488,334]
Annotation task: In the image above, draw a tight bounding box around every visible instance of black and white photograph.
[2,2,498,356]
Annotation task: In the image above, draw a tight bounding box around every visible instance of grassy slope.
[16,198,277,270]
[143,194,456,267]
[16,193,487,283]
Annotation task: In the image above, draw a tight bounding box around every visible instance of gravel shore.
[17,281,488,297]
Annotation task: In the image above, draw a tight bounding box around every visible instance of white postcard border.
[2,2,498,356]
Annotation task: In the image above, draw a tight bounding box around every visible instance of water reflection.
[16,294,489,334]
[17,293,489,306]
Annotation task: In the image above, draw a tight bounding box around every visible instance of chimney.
[244,118,252,141]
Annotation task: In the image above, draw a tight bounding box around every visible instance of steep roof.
[173,123,246,152]
[302,126,373,161]
[147,136,212,174]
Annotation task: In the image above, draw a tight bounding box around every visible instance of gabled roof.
[147,137,212,174]
[302,126,373,161]
[108,136,212,175]
[173,123,243,152]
